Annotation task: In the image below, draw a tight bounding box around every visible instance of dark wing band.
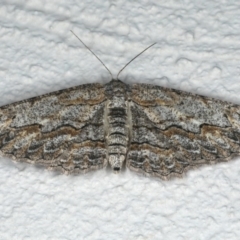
[0,83,107,174]
[127,83,240,179]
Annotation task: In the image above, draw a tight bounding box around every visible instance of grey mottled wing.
[127,83,240,179]
[0,83,107,174]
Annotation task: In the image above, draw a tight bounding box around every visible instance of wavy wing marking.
[127,83,240,179]
[0,83,107,174]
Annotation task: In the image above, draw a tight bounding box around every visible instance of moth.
[1,33,240,180]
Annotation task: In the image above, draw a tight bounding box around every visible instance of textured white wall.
[0,0,240,239]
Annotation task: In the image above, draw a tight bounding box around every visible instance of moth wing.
[127,83,240,179]
[0,83,107,174]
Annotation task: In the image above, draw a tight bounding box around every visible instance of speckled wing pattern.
[1,80,240,179]
[0,83,108,174]
[128,83,240,179]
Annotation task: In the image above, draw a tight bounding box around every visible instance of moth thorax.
[109,154,125,173]
[108,96,126,108]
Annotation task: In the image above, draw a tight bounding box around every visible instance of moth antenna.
[70,30,113,79]
[117,42,156,80]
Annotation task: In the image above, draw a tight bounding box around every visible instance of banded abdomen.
[104,80,130,172]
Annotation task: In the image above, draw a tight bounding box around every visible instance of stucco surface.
[0,1,240,239]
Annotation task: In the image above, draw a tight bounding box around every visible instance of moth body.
[105,80,130,172]
[1,78,240,179]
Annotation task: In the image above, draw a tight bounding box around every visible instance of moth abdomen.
[105,82,130,173]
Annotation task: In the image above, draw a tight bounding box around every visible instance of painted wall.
[0,1,240,239]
